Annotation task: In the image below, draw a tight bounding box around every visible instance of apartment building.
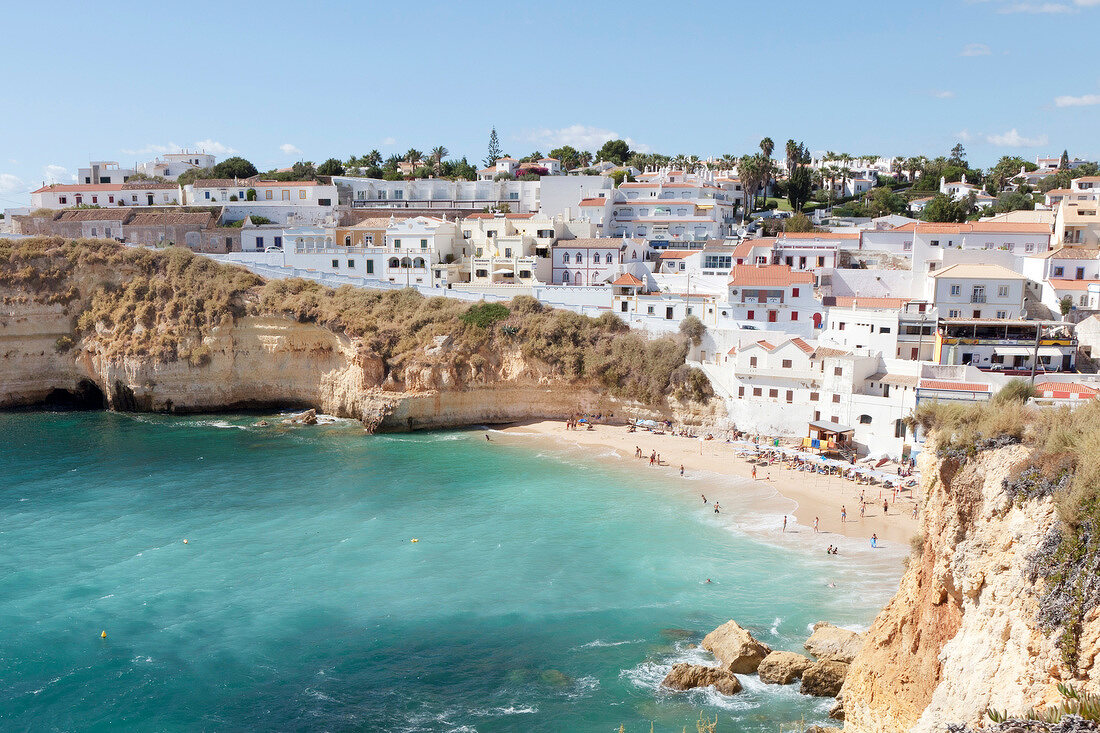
[334,175,541,214]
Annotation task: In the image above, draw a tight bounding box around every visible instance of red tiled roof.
[466,213,495,219]
[1034,382,1099,397]
[505,213,534,219]
[32,183,123,193]
[611,273,644,287]
[918,380,991,392]
[578,197,608,207]
[658,250,695,259]
[789,337,814,354]
[1048,278,1100,291]
[728,264,814,288]
[779,232,859,240]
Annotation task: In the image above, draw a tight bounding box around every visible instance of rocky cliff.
[0,237,720,430]
[842,440,1100,732]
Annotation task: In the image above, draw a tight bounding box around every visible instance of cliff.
[842,419,1100,731]
[0,237,720,430]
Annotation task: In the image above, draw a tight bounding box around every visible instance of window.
[388,258,399,268]
[299,190,307,199]
[837,322,846,331]
[747,310,755,320]
[108,196,114,204]
[997,310,1008,318]
[265,190,273,200]
[781,359,793,368]
[366,260,374,274]
[950,284,961,296]
[785,390,793,403]
[575,252,583,263]
[810,392,819,401]
[420,239,428,250]
[895,419,906,439]
[647,305,654,315]
[562,271,570,283]
[769,389,778,398]
[931,239,939,247]
[332,259,339,268]
[394,239,401,249]
[833,367,843,376]
[256,237,264,247]
[345,236,352,246]
[832,394,841,403]
[791,311,798,321]
[1077,267,1086,280]
[753,387,762,397]
[750,356,758,367]
[997,285,1009,297]
[814,410,821,421]
[949,309,961,318]
[563,253,570,264]
[738,387,745,397]
[281,190,290,201]
[859,414,872,425]
[792,287,799,297]
[1054,266,1064,277]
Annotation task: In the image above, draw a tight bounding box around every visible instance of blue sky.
[2,0,1098,206]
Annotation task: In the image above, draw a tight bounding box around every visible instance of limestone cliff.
[841,442,1100,732]
[0,237,720,430]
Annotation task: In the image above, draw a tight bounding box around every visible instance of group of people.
[635,446,664,466]
[564,416,594,431]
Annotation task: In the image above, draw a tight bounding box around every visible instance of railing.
[351,199,519,209]
[970,295,987,303]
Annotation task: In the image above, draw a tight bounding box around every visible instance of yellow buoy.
[411,538,419,543]
[101,630,107,639]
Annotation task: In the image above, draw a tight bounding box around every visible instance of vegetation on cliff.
[0,236,711,406]
[909,382,1100,671]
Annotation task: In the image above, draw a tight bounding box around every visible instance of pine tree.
[1060,150,1070,170]
[484,128,502,168]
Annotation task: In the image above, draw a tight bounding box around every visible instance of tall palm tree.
[684,155,700,173]
[366,150,382,167]
[760,137,775,160]
[785,139,799,176]
[404,149,424,168]
[430,146,448,172]
[577,151,593,168]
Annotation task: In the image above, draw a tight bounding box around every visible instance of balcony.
[970,295,987,304]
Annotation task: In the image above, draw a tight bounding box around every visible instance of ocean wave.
[303,687,335,702]
[575,638,644,649]
[470,705,537,716]
[566,675,600,699]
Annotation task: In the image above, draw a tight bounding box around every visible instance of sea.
[0,412,903,732]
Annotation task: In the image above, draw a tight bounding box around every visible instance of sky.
[1,0,1098,207]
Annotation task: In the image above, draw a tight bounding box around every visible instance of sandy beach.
[499,420,920,548]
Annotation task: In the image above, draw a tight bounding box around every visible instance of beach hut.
[803,420,855,457]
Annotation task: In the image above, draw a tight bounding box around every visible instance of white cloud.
[43,165,75,184]
[985,128,1050,147]
[521,124,651,153]
[279,143,302,156]
[0,173,24,195]
[997,2,1074,12]
[381,137,397,146]
[931,90,956,98]
[954,129,975,142]
[960,43,991,56]
[194,139,238,155]
[1055,93,1100,107]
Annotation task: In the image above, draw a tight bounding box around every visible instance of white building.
[138,151,217,181]
[928,263,1027,320]
[77,161,136,185]
[186,179,337,225]
[551,238,627,285]
[334,175,541,214]
[30,182,183,209]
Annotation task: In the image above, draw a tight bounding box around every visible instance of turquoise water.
[0,412,900,732]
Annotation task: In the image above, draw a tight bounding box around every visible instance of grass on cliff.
[0,236,711,406]
[908,381,1100,671]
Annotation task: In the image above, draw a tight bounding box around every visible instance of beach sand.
[498,420,919,548]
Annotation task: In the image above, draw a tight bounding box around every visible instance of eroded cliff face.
[0,296,719,431]
[842,444,1100,732]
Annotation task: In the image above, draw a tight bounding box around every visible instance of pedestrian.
[841,505,847,523]
[783,515,787,532]
[860,503,865,519]
[702,494,707,504]
[680,464,684,477]
[813,516,819,533]
[871,533,878,548]
[752,465,757,480]
[883,499,888,515]
[714,501,720,514]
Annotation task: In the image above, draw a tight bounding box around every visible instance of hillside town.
[7,138,1100,460]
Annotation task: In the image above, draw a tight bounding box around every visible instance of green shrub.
[459,302,511,328]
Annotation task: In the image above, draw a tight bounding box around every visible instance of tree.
[738,154,767,220]
[785,139,800,176]
[210,156,258,179]
[679,315,705,346]
[920,192,973,223]
[549,145,581,170]
[864,186,907,217]
[760,137,775,160]
[949,143,967,168]
[1061,295,1073,317]
[609,169,635,187]
[404,149,423,168]
[987,155,1034,193]
[787,165,813,212]
[518,150,543,163]
[1059,150,1070,170]
[576,151,593,168]
[317,158,345,176]
[597,139,632,165]
[484,128,502,168]
[987,190,1034,215]
[785,212,815,232]
[430,146,448,172]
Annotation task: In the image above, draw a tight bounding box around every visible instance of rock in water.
[800,659,849,697]
[803,622,864,663]
[282,409,317,426]
[660,663,742,696]
[701,619,772,673]
[828,695,845,720]
[757,650,814,684]
[803,726,841,733]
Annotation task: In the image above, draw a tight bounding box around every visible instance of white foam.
[470,705,537,716]
[576,638,643,649]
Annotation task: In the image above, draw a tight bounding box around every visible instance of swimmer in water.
[485,434,491,441]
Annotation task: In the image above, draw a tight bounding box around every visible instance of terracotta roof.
[832,296,911,309]
[578,197,609,207]
[611,273,644,287]
[812,347,851,359]
[1034,381,1099,397]
[728,264,814,288]
[891,222,920,231]
[121,182,180,190]
[192,179,320,188]
[505,213,534,219]
[1075,176,1100,183]
[55,208,131,221]
[658,250,695,259]
[32,183,123,193]
[915,222,1051,235]
[1048,278,1100,291]
[743,339,775,351]
[466,213,496,219]
[778,232,859,240]
[918,380,991,392]
[789,337,814,354]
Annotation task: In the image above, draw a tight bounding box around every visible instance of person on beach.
[714,501,720,514]
[751,465,757,480]
[871,533,878,548]
[680,465,684,477]
[814,516,819,533]
[702,494,707,504]
[860,503,865,519]
[883,499,889,515]
[826,545,832,555]
[912,504,918,519]
[841,505,847,523]
[485,434,491,442]
[782,515,787,532]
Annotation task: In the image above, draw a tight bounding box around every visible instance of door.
[621,301,628,313]
[768,310,777,323]
[665,307,674,320]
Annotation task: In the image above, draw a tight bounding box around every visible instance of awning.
[995,347,1034,356]
[1039,346,1071,357]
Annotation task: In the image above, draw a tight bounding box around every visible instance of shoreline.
[496,419,920,549]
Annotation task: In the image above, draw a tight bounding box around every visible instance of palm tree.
[430,146,448,172]
[760,137,775,160]
[785,139,799,176]
[671,154,688,170]
[404,148,424,168]
[366,150,382,167]
[684,155,700,173]
[577,151,593,168]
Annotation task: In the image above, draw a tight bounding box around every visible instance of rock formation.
[804,622,864,663]
[758,650,814,685]
[701,619,772,674]
[660,663,742,696]
[801,659,850,697]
